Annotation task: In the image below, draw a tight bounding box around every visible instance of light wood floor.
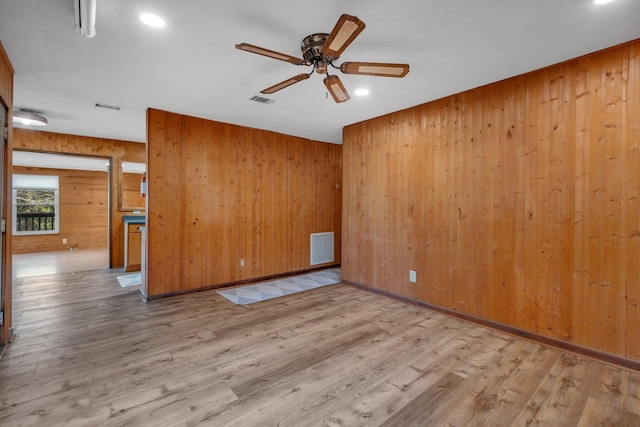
[2,269,640,426]
[12,247,109,278]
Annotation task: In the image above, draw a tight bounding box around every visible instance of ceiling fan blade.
[324,75,350,103]
[321,14,366,59]
[236,43,307,66]
[260,74,310,94]
[340,62,410,78]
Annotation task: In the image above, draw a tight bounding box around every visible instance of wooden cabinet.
[124,221,143,272]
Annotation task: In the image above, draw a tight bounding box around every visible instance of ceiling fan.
[236,14,410,103]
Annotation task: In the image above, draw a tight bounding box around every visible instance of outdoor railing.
[16,212,55,232]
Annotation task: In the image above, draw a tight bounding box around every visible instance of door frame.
[0,100,11,346]
[11,149,112,267]
[0,40,15,347]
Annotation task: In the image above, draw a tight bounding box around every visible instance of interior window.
[13,174,60,235]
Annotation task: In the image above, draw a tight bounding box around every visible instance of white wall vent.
[310,232,334,265]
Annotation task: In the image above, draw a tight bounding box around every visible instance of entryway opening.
[11,151,111,278]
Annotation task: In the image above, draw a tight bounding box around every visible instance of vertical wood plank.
[454,94,471,314]
[412,105,430,303]
[586,54,606,351]
[600,49,624,354]
[470,90,487,316]
[573,54,590,348]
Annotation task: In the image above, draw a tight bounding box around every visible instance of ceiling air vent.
[250,95,275,105]
[94,102,121,111]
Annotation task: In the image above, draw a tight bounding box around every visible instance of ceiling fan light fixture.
[315,59,328,74]
[321,14,366,59]
[13,110,48,127]
[324,75,350,103]
[261,74,310,94]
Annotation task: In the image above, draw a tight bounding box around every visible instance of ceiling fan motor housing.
[302,33,331,63]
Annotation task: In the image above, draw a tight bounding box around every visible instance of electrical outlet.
[409,270,417,283]
[239,258,246,268]
[62,238,67,244]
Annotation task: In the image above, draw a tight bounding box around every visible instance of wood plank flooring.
[2,269,640,426]
[12,248,109,278]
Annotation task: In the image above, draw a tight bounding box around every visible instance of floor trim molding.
[345,280,640,372]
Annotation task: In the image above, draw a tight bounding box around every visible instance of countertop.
[123,215,145,224]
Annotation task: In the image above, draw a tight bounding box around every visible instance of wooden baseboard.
[146,264,341,301]
[344,280,640,372]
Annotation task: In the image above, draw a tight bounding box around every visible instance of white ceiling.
[1,0,639,145]
[13,151,109,172]
[12,151,145,173]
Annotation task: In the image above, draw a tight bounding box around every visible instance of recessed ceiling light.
[355,88,370,96]
[594,0,616,4]
[140,13,165,28]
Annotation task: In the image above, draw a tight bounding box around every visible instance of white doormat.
[217,268,341,305]
[117,273,142,287]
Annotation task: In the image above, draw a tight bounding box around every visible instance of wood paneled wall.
[11,166,108,254]
[13,129,146,267]
[343,41,640,360]
[0,40,15,345]
[146,109,342,297]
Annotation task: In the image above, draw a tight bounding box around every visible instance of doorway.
[11,151,111,278]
